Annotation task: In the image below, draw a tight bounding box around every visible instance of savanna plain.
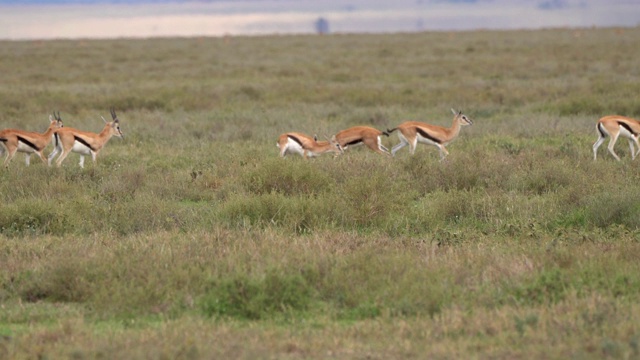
[1,27,640,359]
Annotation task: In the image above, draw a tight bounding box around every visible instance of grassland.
[1,27,640,359]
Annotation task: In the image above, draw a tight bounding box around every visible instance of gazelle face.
[112,120,124,139]
[452,109,473,126]
[459,113,473,126]
[326,136,344,155]
[49,112,64,129]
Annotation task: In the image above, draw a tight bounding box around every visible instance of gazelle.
[387,109,473,160]
[49,108,124,168]
[0,112,63,167]
[277,132,343,159]
[593,115,640,161]
[331,126,391,156]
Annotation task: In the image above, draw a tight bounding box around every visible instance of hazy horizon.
[1,0,639,40]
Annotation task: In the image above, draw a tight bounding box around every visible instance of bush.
[199,271,314,320]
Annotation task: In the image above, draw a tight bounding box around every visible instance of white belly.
[283,139,305,157]
[72,141,92,155]
[416,134,440,146]
[17,142,37,153]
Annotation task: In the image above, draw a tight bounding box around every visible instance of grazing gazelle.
[387,109,473,160]
[277,132,343,159]
[49,108,124,168]
[592,115,640,161]
[0,112,64,167]
[331,126,391,156]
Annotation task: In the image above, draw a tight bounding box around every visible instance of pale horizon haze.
[1,0,639,40]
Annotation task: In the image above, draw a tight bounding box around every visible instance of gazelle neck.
[43,123,58,139]
[447,116,463,138]
[97,123,115,142]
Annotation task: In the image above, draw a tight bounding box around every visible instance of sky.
[0,0,639,40]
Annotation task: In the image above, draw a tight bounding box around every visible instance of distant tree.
[315,17,329,35]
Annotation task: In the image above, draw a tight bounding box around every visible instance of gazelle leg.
[48,146,60,166]
[437,145,449,162]
[391,139,408,156]
[79,155,85,168]
[593,135,605,160]
[377,137,391,156]
[607,134,621,161]
[25,154,31,166]
[628,139,636,160]
[34,151,47,165]
[632,136,640,160]
[409,138,418,155]
[4,148,17,167]
[55,149,71,167]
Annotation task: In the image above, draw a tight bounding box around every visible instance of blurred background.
[1,0,639,40]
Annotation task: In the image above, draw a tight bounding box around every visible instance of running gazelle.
[331,126,391,156]
[49,108,124,168]
[277,132,343,159]
[0,112,63,167]
[593,115,640,161]
[387,109,473,160]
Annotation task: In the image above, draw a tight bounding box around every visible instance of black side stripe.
[597,123,607,138]
[74,135,96,151]
[416,128,442,144]
[618,121,637,136]
[0,138,7,142]
[17,135,41,151]
[345,139,363,147]
[287,135,304,147]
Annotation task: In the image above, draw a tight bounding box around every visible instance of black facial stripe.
[416,128,442,144]
[74,135,96,151]
[17,135,41,151]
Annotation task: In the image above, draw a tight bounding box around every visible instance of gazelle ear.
[451,108,457,115]
[101,116,108,124]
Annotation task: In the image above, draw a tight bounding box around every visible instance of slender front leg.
[25,153,31,166]
[391,140,407,156]
[607,135,621,161]
[48,146,60,166]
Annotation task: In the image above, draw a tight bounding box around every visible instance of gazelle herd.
[1,108,123,168]
[2,107,640,168]
[279,108,473,160]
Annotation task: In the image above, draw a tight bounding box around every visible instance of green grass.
[1,27,640,358]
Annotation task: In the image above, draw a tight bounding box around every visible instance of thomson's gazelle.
[593,115,640,161]
[277,132,343,159]
[331,126,391,156]
[49,108,124,168]
[387,109,473,160]
[0,112,63,167]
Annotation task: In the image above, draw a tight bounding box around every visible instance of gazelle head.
[451,108,473,126]
[325,135,344,155]
[50,111,64,129]
[102,108,124,140]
